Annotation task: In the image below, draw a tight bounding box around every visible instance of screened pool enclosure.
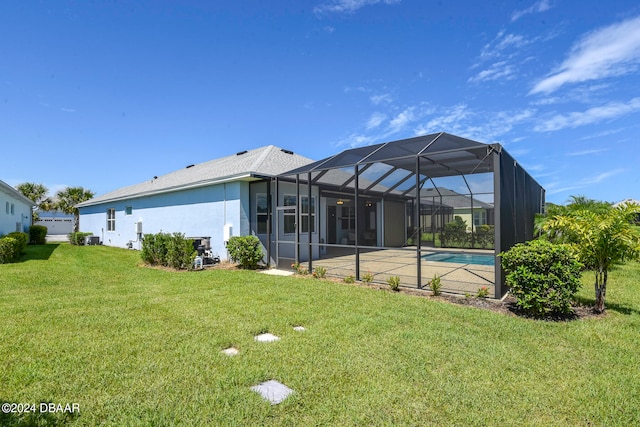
[259,132,544,298]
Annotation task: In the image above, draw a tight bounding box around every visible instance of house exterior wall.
[0,186,32,235]
[78,181,251,260]
[452,208,489,231]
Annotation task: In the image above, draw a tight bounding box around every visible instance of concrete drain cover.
[221,347,239,356]
[293,326,305,331]
[254,333,280,342]
[251,380,294,404]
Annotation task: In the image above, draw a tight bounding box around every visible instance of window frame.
[107,208,116,231]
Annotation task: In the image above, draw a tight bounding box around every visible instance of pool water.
[422,252,495,266]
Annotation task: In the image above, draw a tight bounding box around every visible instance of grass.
[1,244,640,425]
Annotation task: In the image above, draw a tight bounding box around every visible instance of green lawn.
[1,244,639,426]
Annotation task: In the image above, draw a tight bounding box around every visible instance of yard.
[1,244,639,425]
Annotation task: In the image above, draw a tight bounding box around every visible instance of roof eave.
[77,173,266,208]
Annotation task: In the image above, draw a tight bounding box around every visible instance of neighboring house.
[34,209,74,235]
[0,179,34,235]
[420,187,494,231]
[76,146,314,258]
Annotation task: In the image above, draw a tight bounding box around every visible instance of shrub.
[441,216,469,248]
[226,235,263,269]
[312,266,327,279]
[166,233,197,270]
[362,271,374,284]
[29,225,48,244]
[141,233,170,265]
[141,232,196,270]
[291,262,308,275]
[428,274,442,296]
[7,232,28,255]
[476,286,489,298]
[499,240,583,317]
[344,275,355,284]
[387,275,400,291]
[68,232,93,245]
[474,224,495,249]
[0,236,20,264]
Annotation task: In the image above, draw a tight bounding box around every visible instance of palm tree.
[541,203,640,313]
[16,182,52,223]
[55,187,95,233]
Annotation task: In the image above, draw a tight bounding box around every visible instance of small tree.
[55,186,95,232]
[541,203,640,313]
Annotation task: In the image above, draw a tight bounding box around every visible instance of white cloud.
[335,133,375,148]
[567,148,608,156]
[530,15,640,94]
[388,107,415,133]
[534,97,640,132]
[314,0,400,15]
[366,112,387,130]
[370,93,393,105]
[511,0,552,22]
[468,61,516,83]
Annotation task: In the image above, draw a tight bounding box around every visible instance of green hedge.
[6,232,28,254]
[0,236,22,264]
[69,232,93,245]
[141,232,196,270]
[29,225,48,244]
[226,235,264,269]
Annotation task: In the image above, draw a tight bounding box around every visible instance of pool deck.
[303,247,495,295]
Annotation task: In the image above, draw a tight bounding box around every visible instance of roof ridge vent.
[236,150,248,156]
[186,164,195,169]
[280,149,294,155]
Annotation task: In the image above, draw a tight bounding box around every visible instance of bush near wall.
[69,232,93,245]
[7,232,28,254]
[0,235,23,264]
[141,232,196,270]
[29,225,48,244]
[226,235,264,269]
[500,239,583,317]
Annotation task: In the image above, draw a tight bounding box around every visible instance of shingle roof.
[420,187,493,209]
[77,145,314,207]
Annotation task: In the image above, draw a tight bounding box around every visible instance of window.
[301,196,315,233]
[11,203,14,215]
[125,206,133,215]
[107,208,116,231]
[256,194,269,234]
[283,195,315,234]
[283,195,296,234]
[473,210,487,227]
[5,202,9,214]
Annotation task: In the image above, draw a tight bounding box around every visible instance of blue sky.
[2,0,639,204]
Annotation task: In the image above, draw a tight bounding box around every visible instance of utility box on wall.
[136,221,143,234]
[223,224,233,245]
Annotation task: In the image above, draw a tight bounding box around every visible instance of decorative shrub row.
[226,235,264,269]
[500,239,582,317]
[68,232,93,245]
[29,225,47,244]
[141,232,196,270]
[0,232,28,264]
